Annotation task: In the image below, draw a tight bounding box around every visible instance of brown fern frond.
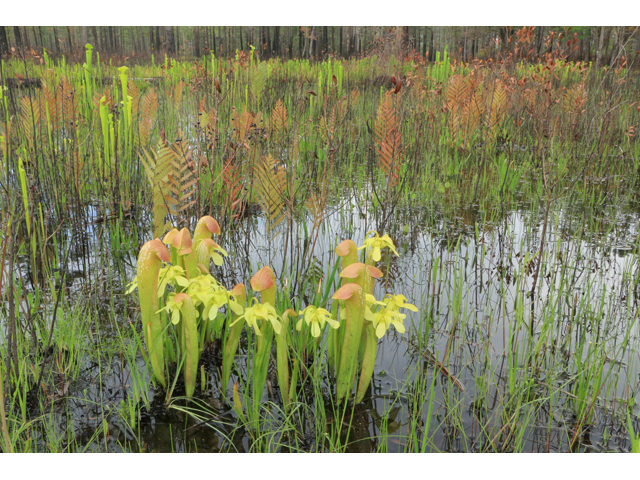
[562,84,587,115]
[222,159,244,217]
[60,78,79,124]
[202,106,219,155]
[253,154,287,236]
[174,80,185,110]
[524,88,537,111]
[140,140,176,237]
[249,62,268,101]
[465,93,485,136]
[335,97,348,126]
[486,83,509,139]
[19,96,40,150]
[318,109,337,145]
[231,108,264,145]
[270,99,288,137]
[317,116,329,144]
[139,89,158,146]
[199,103,209,130]
[305,192,326,227]
[374,94,404,188]
[204,106,218,132]
[0,120,11,163]
[231,107,253,143]
[128,80,141,120]
[44,85,63,131]
[446,75,472,108]
[92,87,114,110]
[350,88,359,105]
[168,134,198,226]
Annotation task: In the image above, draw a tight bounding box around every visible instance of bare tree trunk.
[38,26,45,49]
[149,26,155,53]
[363,27,367,55]
[309,26,316,58]
[462,26,468,61]
[302,27,308,58]
[331,26,335,55]
[136,27,143,55]
[273,26,280,56]
[265,26,271,57]
[13,26,22,51]
[402,26,409,57]
[22,27,30,51]
[155,26,161,53]
[166,26,175,54]
[428,27,435,61]
[53,26,61,56]
[323,26,328,57]
[288,26,294,58]
[534,26,542,56]
[129,26,135,54]
[596,26,605,69]
[0,27,8,57]
[31,27,39,49]
[91,26,98,49]
[101,27,108,54]
[394,27,402,58]
[81,26,88,47]
[609,26,622,67]
[194,26,201,57]
[602,27,611,65]
[107,27,113,53]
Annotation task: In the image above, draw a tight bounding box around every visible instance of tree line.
[1,26,638,67]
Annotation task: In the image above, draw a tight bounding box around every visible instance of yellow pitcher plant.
[128,222,417,408]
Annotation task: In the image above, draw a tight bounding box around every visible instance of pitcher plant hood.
[163,227,193,255]
[193,215,221,243]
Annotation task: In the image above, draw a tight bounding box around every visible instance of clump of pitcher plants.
[128,219,417,409]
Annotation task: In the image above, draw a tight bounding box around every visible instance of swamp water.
[5,185,640,453]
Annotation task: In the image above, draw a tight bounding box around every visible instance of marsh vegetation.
[1,27,640,452]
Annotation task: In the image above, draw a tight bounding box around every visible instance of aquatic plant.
[125,219,413,409]
[127,218,232,398]
[163,293,199,398]
[247,266,280,416]
[129,239,171,388]
[4,43,637,451]
[332,283,367,403]
[222,283,247,394]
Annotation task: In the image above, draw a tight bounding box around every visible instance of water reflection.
[6,189,639,452]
